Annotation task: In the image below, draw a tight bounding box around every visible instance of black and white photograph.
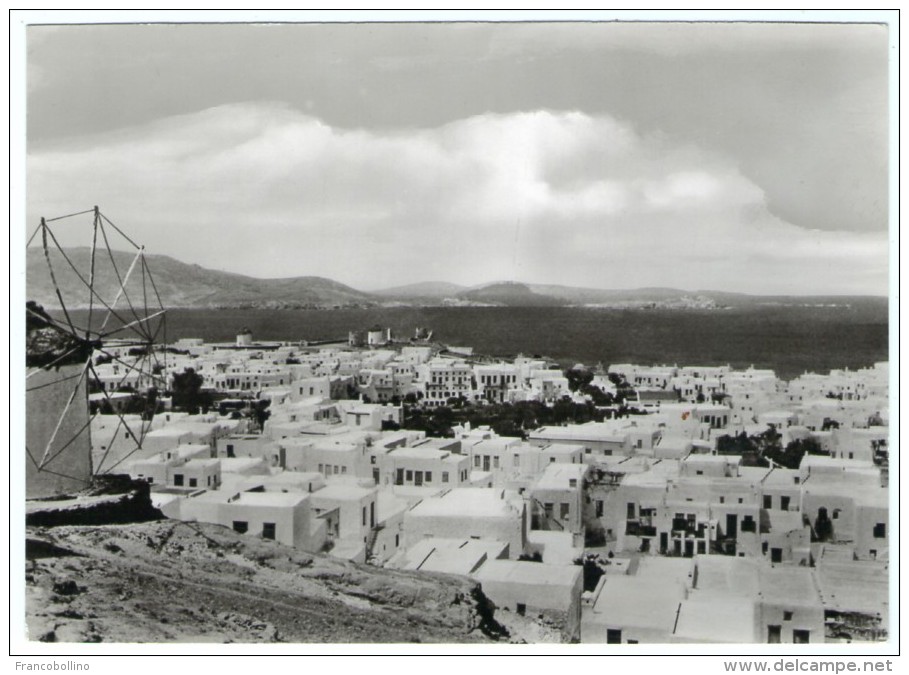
[12,9,898,661]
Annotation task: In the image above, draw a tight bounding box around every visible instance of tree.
[565,367,594,392]
[170,368,211,414]
[821,417,840,431]
[813,507,834,542]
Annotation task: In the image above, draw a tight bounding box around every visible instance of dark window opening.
[262,522,276,540]
[233,521,248,534]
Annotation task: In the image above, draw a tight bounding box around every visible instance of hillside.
[25,520,536,644]
[457,282,564,307]
[25,247,375,310]
[25,247,882,312]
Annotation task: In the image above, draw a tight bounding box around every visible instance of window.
[560,503,570,520]
[474,455,481,468]
[793,630,810,644]
[362,507,367,527]
[606,629,622,644]
[763,495,772,509]
[696,470,704,476]
[738,497,744,504]
[783,611,793,621]
[873,523,886,539]
[318,464,324,473]
[719,496,725,504]
[173,474,184,487]
[233,521,248,534]
[595,500,604,518]
[425,472,432,483]
[442,471,449,483]
[406,470,413,481]
[262,522,276,540]
[569,478,577,488]
[226,444,235,458]
[767,625,781,643]
[395,534,399,547]
[516,603,526,616]
[493,456,499,469]
[341,466,347,474]
[780,496,790,511]
[627,502,636,519]
[370,456,377,465]
[189,478,198,488]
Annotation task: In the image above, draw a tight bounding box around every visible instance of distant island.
[26,247,884,311]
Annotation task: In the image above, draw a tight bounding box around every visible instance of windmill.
[26,206,167,498]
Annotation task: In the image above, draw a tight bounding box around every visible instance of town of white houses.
[25,320,890,644]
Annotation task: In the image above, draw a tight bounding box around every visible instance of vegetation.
[401,398,608,439]
[716,426,827,470]
[170,367,213,414]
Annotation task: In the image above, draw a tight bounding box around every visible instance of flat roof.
[533,462,588,490]
[219,457,267,471]
[694,555,761,596]
[311,484,376,502]
[761,467,800,487]
[816,558,889,616]
[474,559,581,587]
[233,491,309,508]
[590,557,691,633]
[404,538,507,576]
[388,447,458,461]
[759,565,822,607]
[674,595,758,643]
[409,488,517,519]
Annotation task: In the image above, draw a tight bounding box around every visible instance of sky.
[24,18,892,295]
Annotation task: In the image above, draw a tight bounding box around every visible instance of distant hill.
[25,248,886,312]
[457,282,564,307]
[26,247,374,310]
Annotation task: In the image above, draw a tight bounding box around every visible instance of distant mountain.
[26,247,375,310]
[373,281,468,299]
[25,248,886,312]
[457,282,564,307]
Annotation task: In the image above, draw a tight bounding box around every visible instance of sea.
[83,301,891,382]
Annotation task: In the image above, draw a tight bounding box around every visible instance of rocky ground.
[24,520,560,644]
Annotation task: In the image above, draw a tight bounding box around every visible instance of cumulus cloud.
[26,103,888,295]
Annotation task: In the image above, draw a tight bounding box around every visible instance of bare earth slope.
[25,521,508,644]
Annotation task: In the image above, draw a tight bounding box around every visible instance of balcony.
[625,520,656,537]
